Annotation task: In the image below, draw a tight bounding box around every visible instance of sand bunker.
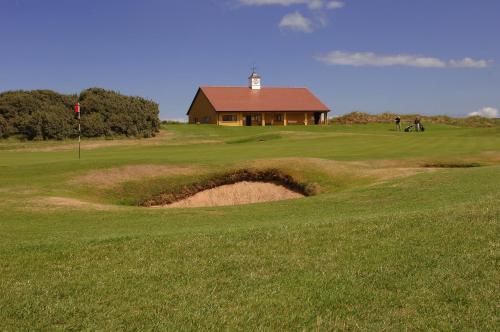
[141,169,313,207]
[161,181,303,208]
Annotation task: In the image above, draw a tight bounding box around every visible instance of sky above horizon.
[1,0,499,119]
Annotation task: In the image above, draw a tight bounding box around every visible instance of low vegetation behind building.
[331,111,499,127]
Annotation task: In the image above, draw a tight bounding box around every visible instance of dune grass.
[0,123,499,330]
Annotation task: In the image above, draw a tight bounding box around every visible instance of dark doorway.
[314,112,322,125]
[245,115,252,126]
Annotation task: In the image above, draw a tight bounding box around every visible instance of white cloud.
[449,57,489,68]
[326,1,344,9]
[308,0,324,10]
[468,107,498,118]
[239,0,307,6]
[238,0,344,9]
[238,0,345,32]
[279,11,313,32]
[315,51,491,69]
[315,51,446,67]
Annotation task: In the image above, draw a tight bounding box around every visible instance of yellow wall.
[262,112,285,126]
[286,112,306,125]
[218,113,242,126]
[188,90,217,124]
[217,112,327,126]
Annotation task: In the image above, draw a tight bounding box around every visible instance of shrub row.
[0,88,160,140]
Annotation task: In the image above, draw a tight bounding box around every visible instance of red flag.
[74,102,80,120]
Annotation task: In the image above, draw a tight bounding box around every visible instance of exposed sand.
[162,181,304,208]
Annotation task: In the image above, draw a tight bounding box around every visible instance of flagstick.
[78,120,81,160]
[75,102,81,160]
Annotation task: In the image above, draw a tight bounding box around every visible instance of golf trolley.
[404,124,425,132]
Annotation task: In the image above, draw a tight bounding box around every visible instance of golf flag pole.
[74,102,81,159]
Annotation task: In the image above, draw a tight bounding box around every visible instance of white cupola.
[249,70,261,90]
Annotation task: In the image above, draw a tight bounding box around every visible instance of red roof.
[191,86,330,113]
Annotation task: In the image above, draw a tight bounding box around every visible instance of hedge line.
[0,88,160,140]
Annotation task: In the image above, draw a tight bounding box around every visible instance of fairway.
[0,124,499,330]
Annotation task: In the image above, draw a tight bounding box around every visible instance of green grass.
[0,123,499,330]
[226,133,282,144]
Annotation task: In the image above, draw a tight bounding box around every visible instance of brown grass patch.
[479,151,500,163]
[5,131,176,152]
[71,164,201,188]
[160,181,303,208]
[32,197,118,211]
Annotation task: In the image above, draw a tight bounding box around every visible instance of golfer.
[414,117,421,132]
[395,116,401,131]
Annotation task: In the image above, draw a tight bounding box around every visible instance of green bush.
[0,116,9,138]
[0,88,160,140]
[80,112,107,137]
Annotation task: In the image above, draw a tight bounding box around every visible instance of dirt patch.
[71,164,201,188]
[141,169,314,207]
[159,181,303,208]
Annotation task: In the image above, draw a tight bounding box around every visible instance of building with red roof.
[187,71,330,126]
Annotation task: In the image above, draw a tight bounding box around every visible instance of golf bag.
[404,125,413,132]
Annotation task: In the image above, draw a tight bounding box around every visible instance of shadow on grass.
[422,162,482,168]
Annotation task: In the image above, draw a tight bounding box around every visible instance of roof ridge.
[200,86,309,89]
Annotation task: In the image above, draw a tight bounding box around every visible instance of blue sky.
[1,0,499,119]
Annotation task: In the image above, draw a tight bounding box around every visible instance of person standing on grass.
[414,117,421,132]
[395,116,401,131]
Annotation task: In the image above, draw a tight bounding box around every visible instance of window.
[222,114,237,122]
[275,114,283,121]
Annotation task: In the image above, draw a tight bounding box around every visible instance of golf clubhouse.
[187,71,330,126]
